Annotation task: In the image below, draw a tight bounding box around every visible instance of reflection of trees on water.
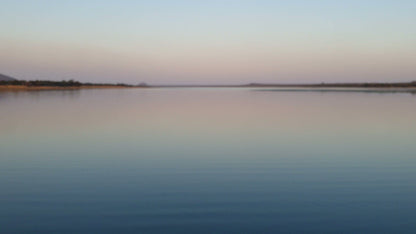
[0,89,82,102]
[27,89,82,100]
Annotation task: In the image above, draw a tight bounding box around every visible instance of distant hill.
[0,73,17,81]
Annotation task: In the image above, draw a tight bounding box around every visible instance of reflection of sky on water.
[1,89,416,233]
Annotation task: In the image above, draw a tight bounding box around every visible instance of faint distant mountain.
[0,73,17,81]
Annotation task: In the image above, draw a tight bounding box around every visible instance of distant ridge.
[0,73,17,81]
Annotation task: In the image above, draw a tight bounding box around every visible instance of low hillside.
[0,73,17,81]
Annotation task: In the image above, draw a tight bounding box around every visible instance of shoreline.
[0,85,140,91]
[253,87,416,93]
[1,84,416,93]
[147,85,416,93]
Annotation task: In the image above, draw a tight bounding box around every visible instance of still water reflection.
[1,88,416,233]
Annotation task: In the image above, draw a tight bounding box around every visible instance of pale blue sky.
[1,0,415,84]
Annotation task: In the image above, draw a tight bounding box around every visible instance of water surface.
[1,88,416,233]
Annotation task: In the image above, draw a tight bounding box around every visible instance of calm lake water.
[1,88,416,233]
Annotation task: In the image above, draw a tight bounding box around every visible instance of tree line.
[0,80,133,87]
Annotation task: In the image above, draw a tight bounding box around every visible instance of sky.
[1,0,415,84]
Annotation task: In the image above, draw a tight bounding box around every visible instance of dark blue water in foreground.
[1,88,416,233]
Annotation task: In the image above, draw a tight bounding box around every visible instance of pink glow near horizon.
[1,1,415,84]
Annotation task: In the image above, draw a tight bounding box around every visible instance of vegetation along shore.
[0,79,146,91]
[1,73,415,92]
